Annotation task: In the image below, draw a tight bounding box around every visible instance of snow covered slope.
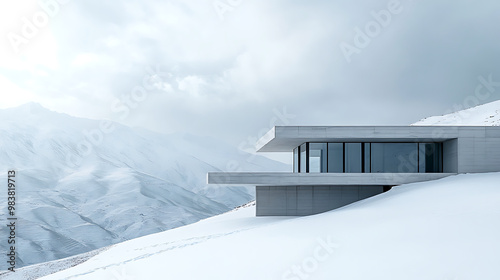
[0,103,288,268]
[413,100,500,126]
[35,172,500,280]
[0,247,109,280]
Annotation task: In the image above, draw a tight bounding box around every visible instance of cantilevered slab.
[207,172,456,186]
[255,126,496,152]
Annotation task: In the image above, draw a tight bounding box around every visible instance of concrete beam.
[207,172,456,186]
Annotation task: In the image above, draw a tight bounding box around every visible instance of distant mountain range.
[0,103,288,268]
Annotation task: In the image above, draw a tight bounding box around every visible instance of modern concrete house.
[208,126,500,216]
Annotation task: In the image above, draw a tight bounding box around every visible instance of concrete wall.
[256,185,385,216]
[458,136,500,173]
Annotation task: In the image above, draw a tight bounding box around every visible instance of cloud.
[177,75,208,97]
[1,0,500,145]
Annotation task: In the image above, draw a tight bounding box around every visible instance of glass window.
[309,143,327,173]
[328,143,344,173]
[300,143,307,173]
[371,143,418,173]
[345,143,362,173]
[293,147,299,173]
[364,143,371,173]
[419,143,443,173]
[294,142,442,174]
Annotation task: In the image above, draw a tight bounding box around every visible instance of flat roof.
[256,126,500,152]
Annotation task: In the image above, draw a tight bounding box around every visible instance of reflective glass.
[345,143,362,173]
[364,143,371,173]
[419,143,443,173]
[328,143,343,173]
[371,143,418,173]
[309,143,327,173]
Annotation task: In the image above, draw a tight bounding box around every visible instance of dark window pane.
[419,143,443,173]
[309,143,327,173]
[371,143,418,173]
[328,143,343,173]
[293,147,299,173]
[364,143,371,173]
[345,143,362,173]
[300,143,307,173]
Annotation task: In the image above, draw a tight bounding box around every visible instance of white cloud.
[177,75,207,97]
[71,53,102,67]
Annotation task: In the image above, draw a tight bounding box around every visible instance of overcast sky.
[1,0,500,149]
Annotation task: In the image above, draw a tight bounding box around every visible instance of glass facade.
[327,143,343,173]
[309,143,327,173]
[371,143,418,173]
[364,143,371,173]
[294,142,443,174]
[419,143,443,173]
[345,143,362,173]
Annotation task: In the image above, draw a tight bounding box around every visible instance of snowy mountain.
[0,103,288,268]
[413,100,500,126]
[30,172,500,280]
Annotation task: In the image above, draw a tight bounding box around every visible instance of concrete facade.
[256,186,385,216]
[208,126,500,216]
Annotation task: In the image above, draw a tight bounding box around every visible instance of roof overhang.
[256,126,498,152]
